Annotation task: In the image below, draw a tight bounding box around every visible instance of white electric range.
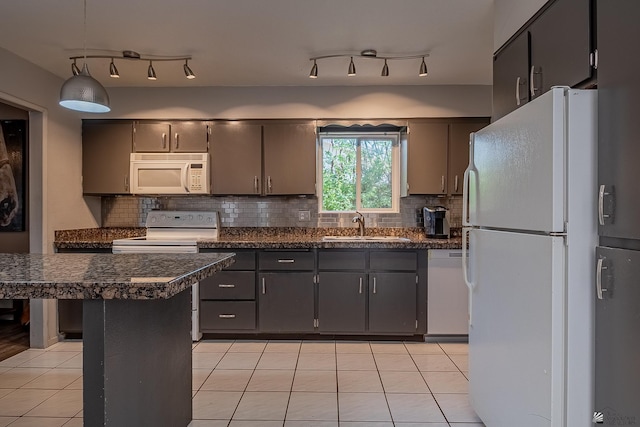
[112,210,220,341]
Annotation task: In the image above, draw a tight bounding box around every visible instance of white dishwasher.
[427,249,469,336]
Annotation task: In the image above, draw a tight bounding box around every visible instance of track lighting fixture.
[308,49,430,79]
[147,61,157,80]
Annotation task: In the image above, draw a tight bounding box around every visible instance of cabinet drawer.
[225,251,256,270]
[259,251,314,270]
[200,272,255,300]
[318,251,366,270]
[370,251,417,271]
[200,301,256,330]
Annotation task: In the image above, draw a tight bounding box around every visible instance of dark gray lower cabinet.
[595,247,640,425]
[258,272,315,332]
[318,272,366,333]
[368,272,417,334]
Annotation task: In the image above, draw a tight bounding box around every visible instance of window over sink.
[318,131,400,213]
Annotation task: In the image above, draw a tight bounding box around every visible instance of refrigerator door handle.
[596,258,607,300]
[462,227,475,326]
[462,133,477,227]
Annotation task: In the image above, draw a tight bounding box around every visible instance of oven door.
[130,161,190,195]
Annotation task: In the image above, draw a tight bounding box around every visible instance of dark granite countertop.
[0,252,234,300]
[54,227,463,250]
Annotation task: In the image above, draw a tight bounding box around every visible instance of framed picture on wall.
[0,120,27,232]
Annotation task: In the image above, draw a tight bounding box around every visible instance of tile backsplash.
[101,195,463,229]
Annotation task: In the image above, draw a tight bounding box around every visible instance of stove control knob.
[207,216,213,223]
[160,215,166,221]
[150,217,156,223]
[188,215,194,220]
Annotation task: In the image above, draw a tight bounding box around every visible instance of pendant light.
[59,0,110,113]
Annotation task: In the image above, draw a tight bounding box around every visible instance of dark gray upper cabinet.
[133,121,208,152]
[82,121,132,194]
[406,122,449,195]
[263,121,317,195]
[595,247,640,423]
[528,0,592,100]
[210,122,262,195]
[597,0,640,241]
[492,31,530,121]
[448,120,490,194]
[492,0,594,120]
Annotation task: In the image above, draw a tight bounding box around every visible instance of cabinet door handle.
[359,277,363,294]
[162,133,167,149]
[254,176,259,193]
[596,258,607,300]
[454,175,459,193]
[277,259,295,263]
[218,314,236,319]
[218,284,235,288]
[262,278,266,294]
[175,132,180,149]
[598,184,612,226]
[124,175,129,192]
[373,277,377,294]
[441,176,445,193]
[267,176,273,192]
[529,66,537,97]
[516,76,521,106]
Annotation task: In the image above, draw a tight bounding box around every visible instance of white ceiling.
[0,0,494,88]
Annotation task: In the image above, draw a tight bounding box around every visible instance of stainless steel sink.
[322,236,411,242]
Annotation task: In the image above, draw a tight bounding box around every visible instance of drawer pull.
[218,284,236,288]
[218,314,236,319]
[277,259,295,263]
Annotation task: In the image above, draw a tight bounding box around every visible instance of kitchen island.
[0,252,234,427]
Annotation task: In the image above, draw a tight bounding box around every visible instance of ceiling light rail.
[67,51,196,80]
[309,49,430,78]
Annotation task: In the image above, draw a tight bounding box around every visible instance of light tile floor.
[0,339,484,426]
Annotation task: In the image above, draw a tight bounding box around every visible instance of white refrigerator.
[462,87,597,426]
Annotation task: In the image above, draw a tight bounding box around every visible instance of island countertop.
[0,252,235,300]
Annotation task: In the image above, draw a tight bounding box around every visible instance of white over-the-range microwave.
[130,153,210,194]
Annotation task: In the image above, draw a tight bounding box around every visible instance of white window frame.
[317,132,400,213]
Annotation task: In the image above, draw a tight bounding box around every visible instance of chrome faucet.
[352,211,365,237]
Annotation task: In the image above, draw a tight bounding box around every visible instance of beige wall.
[494,0,548,51]
[0,47,101,254]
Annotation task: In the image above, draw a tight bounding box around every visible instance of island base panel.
[83,290,192,427]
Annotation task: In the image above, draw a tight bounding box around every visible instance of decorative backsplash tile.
[100,195,462,229]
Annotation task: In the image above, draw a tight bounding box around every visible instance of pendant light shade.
[59,63,111,113]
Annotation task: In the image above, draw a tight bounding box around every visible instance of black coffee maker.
[423,206,450,239]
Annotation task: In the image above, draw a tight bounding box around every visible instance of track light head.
[309,60,318,79]
[419,57,428,77]
[71,60,81,76]
[183,60,196,79]
[381,60,389,77]
[147,61,157,80]
[348,57,356,76]
[109,59,120,78]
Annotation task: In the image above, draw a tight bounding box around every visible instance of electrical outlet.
[298,210,311,221]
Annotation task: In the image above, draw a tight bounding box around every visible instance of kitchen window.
[318,132,400,213]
